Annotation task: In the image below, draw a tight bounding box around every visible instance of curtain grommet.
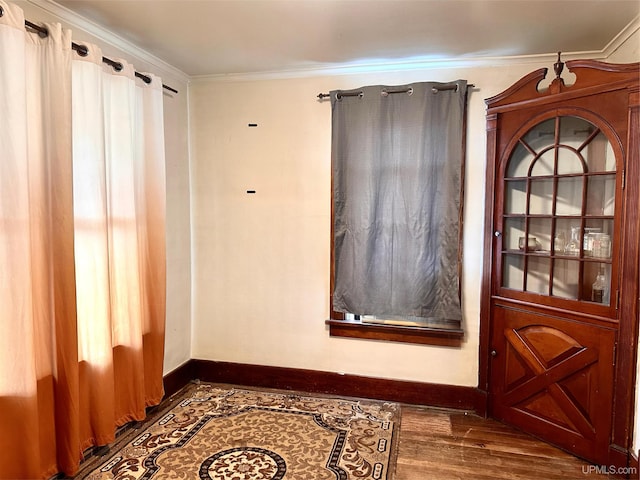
[75,44,89,57]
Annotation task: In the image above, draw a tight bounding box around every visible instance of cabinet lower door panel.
[489,305,616,464]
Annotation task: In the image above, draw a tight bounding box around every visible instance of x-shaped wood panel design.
[502,328,599,439]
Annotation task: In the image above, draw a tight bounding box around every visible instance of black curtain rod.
[317,83,474,100]
[20,17,179,94]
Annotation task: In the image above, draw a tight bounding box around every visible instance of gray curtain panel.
[331,81,467,322]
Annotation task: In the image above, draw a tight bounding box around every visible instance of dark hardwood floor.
[95,373,630,479]
[394,406,613,479]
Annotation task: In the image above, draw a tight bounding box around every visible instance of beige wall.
[189,62,542,386]
[161,85,192,374]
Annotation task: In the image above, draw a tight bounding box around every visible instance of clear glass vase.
[564,226,581,256]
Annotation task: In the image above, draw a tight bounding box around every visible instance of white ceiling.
[52,0,640,77]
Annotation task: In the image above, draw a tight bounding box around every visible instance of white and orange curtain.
[0,1,166,478]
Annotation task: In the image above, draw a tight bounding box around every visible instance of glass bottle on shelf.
[564,227,581,256]
[592,233,611,258]
[591,267,608,304]
[583,227,601,257]
[554,231,566,254]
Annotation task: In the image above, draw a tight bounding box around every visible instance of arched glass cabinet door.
[500,115,617,306]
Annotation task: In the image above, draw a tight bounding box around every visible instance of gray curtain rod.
[317,83,474,100]
[11,13,179,94]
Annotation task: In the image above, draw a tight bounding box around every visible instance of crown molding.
[603,15,640,58]
[24,0,190,85]
[191,50,609,84]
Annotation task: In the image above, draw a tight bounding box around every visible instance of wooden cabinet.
[481,57,640,466]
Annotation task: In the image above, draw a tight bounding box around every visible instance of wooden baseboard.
[163,360,196,399]
[605,444,639,479]
[166,359,640,473]
[189,359,487,414]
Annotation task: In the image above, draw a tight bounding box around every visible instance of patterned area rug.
[77,382,400,479]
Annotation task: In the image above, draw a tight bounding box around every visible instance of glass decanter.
[564,226,581,256]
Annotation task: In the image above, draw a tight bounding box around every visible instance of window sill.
[326,319,463,347]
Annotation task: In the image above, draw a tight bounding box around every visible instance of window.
[326,81,469,346]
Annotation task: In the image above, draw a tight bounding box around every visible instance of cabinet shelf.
[503,248,613,262]
[504,171,616,181]
[503,214,615,219]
